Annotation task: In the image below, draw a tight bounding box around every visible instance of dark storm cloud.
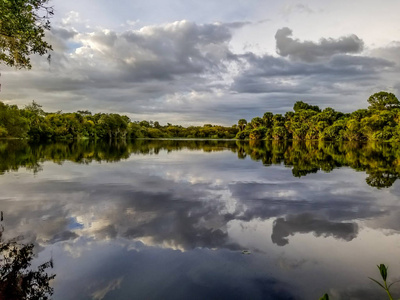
[231,51,394,95]
[228,181,386,222]
[8,20,239,88]
[271,213,358,246]
[240,52,392,78]
[370,42,400,65]
[51,27,78,40]
[275,27,364,62]
[227,28,396,114]
[49,230,79,243]
[75,20,237,83]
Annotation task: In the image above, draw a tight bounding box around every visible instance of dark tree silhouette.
[0,213,55,299]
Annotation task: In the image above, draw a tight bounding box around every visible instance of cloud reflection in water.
[1,140,400,299]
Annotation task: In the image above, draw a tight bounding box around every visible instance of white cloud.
[2,1,400,124]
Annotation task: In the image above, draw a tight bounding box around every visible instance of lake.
[1,139,400,299]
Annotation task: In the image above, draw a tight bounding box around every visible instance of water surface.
[1,139,400,299]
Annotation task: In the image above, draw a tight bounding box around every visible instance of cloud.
[2,141,400,299]
[228,181,386,222]
[230,45,394,112]
[369,42,400,65]
[0,174,241,252]
[275,27,364,62]
[49,230,79,243]
[271,213,359,246]
[1,140,393,254]
[64,20,237,84]
[91,277,124,300]
[50,239,299,300]
[281,3,315,16]
[1,20,245,122]
[395,82,400,95]
[1,21,400,125]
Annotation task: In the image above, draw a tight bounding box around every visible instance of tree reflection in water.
[0,212,55,299]
[1,139,400,188]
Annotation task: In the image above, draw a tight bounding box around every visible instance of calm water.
[1,139,400,299]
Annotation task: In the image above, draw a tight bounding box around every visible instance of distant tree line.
[0,101,238,140]
[1,91,400,141]
[236,91,400,142]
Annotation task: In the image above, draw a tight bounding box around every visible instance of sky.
[1,0,400,125]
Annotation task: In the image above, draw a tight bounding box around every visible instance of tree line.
[0,101,238,140]
[236,91,400,141]
[1,91,399,141]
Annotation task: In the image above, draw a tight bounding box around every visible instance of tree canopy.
[235,92,400,142]
[2,91,400,142]
[293,101,321,113]
[0,0,53,69]
[367,91,400,111]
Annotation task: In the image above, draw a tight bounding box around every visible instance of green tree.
[272,114,285,127]
[263,112,274,128]
[272,126,288,140]
[250,117,263,129]
[293,101,321,113]
[0,0,54,69]
[238,119,247,131]
[368,92,400,111]
[24,100,45,116]
[0,102,29,137]
[249,127,266,140]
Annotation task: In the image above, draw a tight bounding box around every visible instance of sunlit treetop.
[0,0,53,69]
[367,91,400,111]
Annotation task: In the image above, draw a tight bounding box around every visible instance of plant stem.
[384,281,393,300]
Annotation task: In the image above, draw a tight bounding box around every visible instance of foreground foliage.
[0,0,53,69]
[368,264,400,300]
[0,214,55,299]
[322,264,400,300]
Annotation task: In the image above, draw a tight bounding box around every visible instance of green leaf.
[388,280,400,289]
[319,294,329,300]
[368,277,386,290]
[378,264,389,281]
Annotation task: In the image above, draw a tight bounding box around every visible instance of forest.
[0,91,399,141]
[236,91,400,141]
[0,101,238,140]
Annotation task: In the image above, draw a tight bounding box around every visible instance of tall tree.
[238,119,247,131]
[0,0,53,69]
[367,91,400,111]
[263,112,273,128]
[293,101,321,113]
